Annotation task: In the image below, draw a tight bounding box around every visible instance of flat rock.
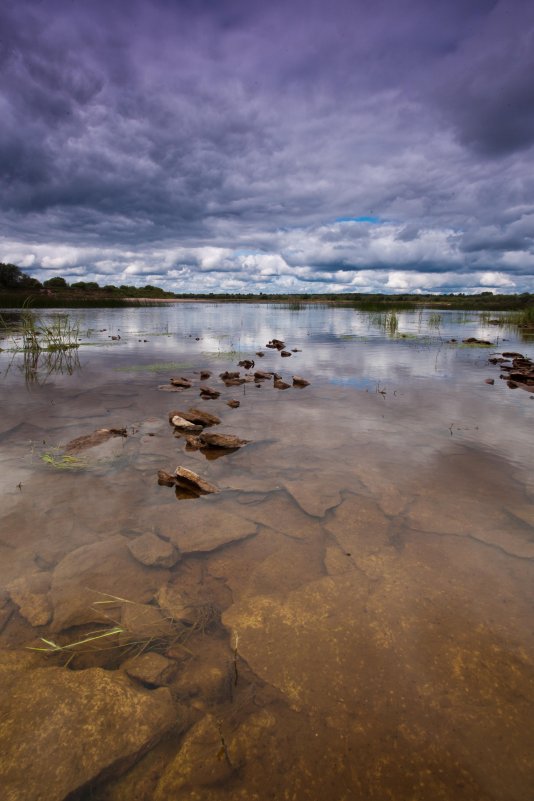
[127,533,180,568]
[123,653,177,686]
[50,536,169,632]
[64,428,127,454]
[170,377,192,388]
[143,501,257,554]
[7,572,52,627]
[292,375,310,387]
[199,432,249,449]
[173,408,221,426]
[170,415,202,431]
[120,602,176,643]
[174,466,219,495]
[0,661,175,801]
[254,370,273,380]
[226,399,240,408]
[199,386,220,399]
[153,710,276,799]
[274,379,290,389]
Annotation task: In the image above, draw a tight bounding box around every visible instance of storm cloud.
[1,0,533,293]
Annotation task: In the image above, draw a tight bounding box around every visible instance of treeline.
[1,262,533,310]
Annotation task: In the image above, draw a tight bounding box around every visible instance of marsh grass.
[1,304,81,352]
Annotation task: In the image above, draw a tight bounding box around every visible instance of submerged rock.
[128,533,180,568]
[7,572,52,627]
[50,535,168,632]
[274,379,290,389]
[145,502,257,554]
[292,375,310,387]
[170,377,192,388]
[65,428,127,454]
[123,653,177,686]
[199,432,249,450]
[120,602,176,643]
[484,378,495,385]
[254,370,273,380]
[200,370,212,380]
[462,337,493,346]
[227,399,240,408]
[280,350,292,357]
[199,386,220,400]
[168,408,221,426]
[0,660,176,801]
[256,351,265,357]
[174,466,219,495]
[219,371,240,380]
[238,359,255,369]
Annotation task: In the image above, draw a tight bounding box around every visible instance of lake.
[1,303,533,801]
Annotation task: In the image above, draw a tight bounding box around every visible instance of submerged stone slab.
[123,653,177,686]
[127,532,180,568]
[0,663,175,801]
[50,535,169,632]
[144,502,257,554]
[153,710,276,800]
[7,572,52,627]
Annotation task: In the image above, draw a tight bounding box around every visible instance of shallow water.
[0,304,533,800]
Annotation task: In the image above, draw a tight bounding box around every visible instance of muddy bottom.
[0,304,533,801]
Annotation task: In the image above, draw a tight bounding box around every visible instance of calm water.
[1,304,533,800]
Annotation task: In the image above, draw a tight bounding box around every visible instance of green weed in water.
[40,452,87,470]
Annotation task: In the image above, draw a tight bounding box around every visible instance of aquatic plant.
[40,452,87,470]
[428,312,442,329]
[116,361,193,372]
[1,304,81,352]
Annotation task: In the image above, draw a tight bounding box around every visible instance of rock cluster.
[490,351,534,391]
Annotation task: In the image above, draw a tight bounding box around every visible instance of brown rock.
[223,377,246,386]
[280,350,292,357]
[170,415,202,431]
[484,378,494,385]
[7,572,52,627]
[219,371,240,380]
[274,379,290,389]
[256,351,265,357]
[199,432,249,449]
[50,536,168,632]
[174,466,219,495]
[238,359,255,369]
[199,386,220,399]
[254,370,273,380]
[123,653,177,686]
[0,659,175,801]
[462,338,493,346]
[227,399,240,408]
[157,469,176,486]
[120,602,176,643]
[65,428,127,454]
[148,502,257,554]
[128,533,180,568]
[292,375,310,387]
[170,377,192,388]
[200,370,211,380]
[168,408,220,426]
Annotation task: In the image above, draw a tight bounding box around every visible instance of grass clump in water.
[40,451,87,470]
[116,361,193,373]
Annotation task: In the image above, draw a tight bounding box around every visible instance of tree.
[0,263,24,288]
[43,277,68,290]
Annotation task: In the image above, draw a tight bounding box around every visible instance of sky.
[1,0,534,294]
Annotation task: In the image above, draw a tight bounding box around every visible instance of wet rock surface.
[0,654,176,801]
[65,427,127,453]
[123,652,177,686]
[50,536,169,631]
[174,466,219,495]
[7,572,52,627]
[127,532,180,568]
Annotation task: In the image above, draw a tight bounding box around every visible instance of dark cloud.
[0,0,532,292]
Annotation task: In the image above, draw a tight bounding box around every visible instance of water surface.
[1,304,533,800]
